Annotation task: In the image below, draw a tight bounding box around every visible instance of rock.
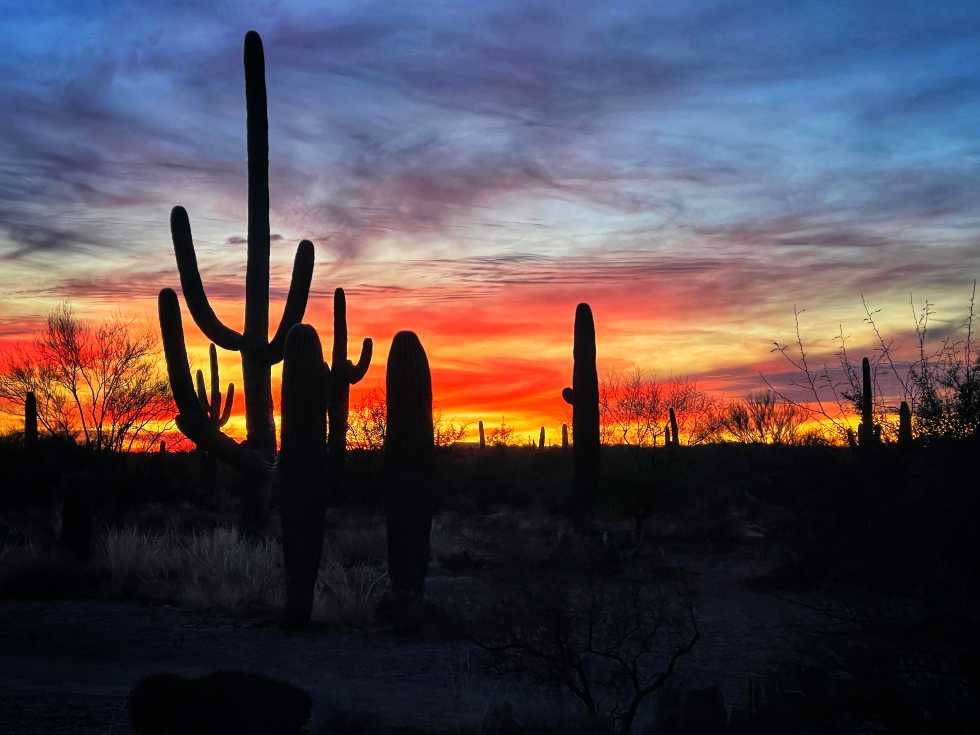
[128,670,311,734]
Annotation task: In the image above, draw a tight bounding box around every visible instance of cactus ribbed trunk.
[539,426,546,449]
[384,331,433,600]
[669,407,679,447]
[562,423,569,450]
[561,303,600,526]
[24,391,37,448]
[279,324,328,625]
[478,420,485,449]
[898,400,913,448]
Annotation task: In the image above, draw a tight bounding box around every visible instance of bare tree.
[433,409,467,448]
[474,579,699,734]
[347,389,386,450]
[486,417,514,447]
[0,304,173,451]
[718,391,806,444]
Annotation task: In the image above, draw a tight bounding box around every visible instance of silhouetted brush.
[167,31,313,462]
[384,331,434,602]
[479,420,486,449]
[24,391,37,449]
[898,400,913,448]
[561,303,599,526]
[327,288,372,483]
[669,407,680,447]
[279,324,329,625]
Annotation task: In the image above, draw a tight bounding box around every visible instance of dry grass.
[1,525,385,624]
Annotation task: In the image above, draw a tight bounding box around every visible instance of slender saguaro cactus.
[327,288,372,478]
[24,391,37,448]
[384,331,434,601]
[669,407,680,447]
[857,357,881,447]
[196,344,235,430]
[898,400,913,448]
[561,303,599,524]
[562,423,569,450]
[168,31,314,460]
[478,420,486,449]
[664,422,671,446]
[279,324,329,625]
[539,426,546,449]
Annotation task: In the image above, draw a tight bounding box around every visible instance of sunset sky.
[1,1,978,441]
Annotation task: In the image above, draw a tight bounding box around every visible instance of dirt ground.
[0,542,822,734]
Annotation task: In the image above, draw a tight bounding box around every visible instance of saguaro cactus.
[384,331,434,601]
[664,422,671,446]
[196,344,235,430]
[857,357,881,447]
[669,407,680,447]
[478,420,486,449]
[898,400,913,448]
[168,31,314,461]
[561,303,599,524]
[279,324,329,624]
[562,423,569,450]
[24,391,37,448]
[327,288,372,479]
[539,426,546,449]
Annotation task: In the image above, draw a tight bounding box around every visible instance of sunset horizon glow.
[1,2,978,446]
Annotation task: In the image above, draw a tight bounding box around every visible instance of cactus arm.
[170,207,244,350]
[562,387,575,404]
[244,30,270,343]
[208,344,221,418]
[348,338,373,383]
[332,288,349,370]
[195,369,210,416]
[218,384,235,427]
[268,240,315,364]
[158,288,262,472]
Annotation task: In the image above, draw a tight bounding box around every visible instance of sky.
[0,0,978,441]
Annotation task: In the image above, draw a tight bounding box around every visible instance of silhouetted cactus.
[161,31,313,530]
[857,357,881,447]
[664,422,671,446]
[159,289,269,532]
[169,31,313,460]
[384,331,434,601]
[539,426,546,449]
[898,400,913,448]
[159,441,167,454]
[561,303,599,525]
[24,391,37,449]
[195,344,235,430]
[669,407,680,447]
[562,423,569,450]
[479,420,486,449]
[279,324,329,624]
[327,288,372,482]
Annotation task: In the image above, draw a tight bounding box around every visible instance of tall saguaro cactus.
[327,288,372,478]
[279,324,329,624]
[561,423,569,450]
[168,31,314,460]
[539,426,546,449]
[24,391,37,448]
[561,303,599,525]
[384,331,434,602]
[668,407,680,447]
[478,420,486,449]
[857,357,881,447]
